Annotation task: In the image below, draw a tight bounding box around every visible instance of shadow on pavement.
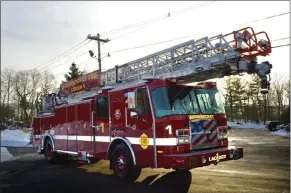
[1,157,192,193]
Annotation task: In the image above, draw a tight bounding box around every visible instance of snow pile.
[227,121,265,130]
[272,129,290,137]
[0,147,15,162]
[0,129,32,147]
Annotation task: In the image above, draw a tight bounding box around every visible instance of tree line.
[0,63,289,127]
[0,63,85,127]
[222,73,290,123]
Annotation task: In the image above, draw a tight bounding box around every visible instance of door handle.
[140,119,148,123]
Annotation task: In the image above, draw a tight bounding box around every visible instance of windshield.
[196,89,225,114]
[151,86,199,118]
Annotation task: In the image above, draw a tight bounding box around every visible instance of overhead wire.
[43,11,290,73]
[101,1,215,37]
[111,1,215,40]
[37,40,93,71]
[43,46,96,73]
[46,35,290,75]
[272,37,290,42]
[106,11,290,54]
[32,39,90,71]
[271,44,290,49]
[238,11,289,25]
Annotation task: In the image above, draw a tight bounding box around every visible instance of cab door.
[126,87,154,166]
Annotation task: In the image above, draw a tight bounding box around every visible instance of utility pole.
[87,33,110,72]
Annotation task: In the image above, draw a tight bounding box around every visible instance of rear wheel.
[112,143,141,183]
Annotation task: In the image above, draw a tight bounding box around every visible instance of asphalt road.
[0,128,289,193]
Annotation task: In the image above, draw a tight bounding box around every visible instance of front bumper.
[164,146,243,170]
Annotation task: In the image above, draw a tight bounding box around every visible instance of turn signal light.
[176,129,190,136]
[217,126,228,134]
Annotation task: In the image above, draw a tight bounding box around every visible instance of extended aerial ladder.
[61,27,272,103]
[100,27,271,90]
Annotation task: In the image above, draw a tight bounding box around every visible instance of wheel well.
[43,136,54,152]
[107,138,136,169]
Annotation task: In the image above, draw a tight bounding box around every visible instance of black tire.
[44,140,58,163]
[111,143,141,183]
[173,168,189,172]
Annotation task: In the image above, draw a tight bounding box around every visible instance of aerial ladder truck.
[32,27,272,182]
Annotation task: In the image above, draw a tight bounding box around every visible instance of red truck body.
[32,77,243,181]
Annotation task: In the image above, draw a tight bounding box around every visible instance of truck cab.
[107,78,242,178]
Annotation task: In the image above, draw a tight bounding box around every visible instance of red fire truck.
[32,27,272,182]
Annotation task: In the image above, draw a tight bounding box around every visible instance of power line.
[43,11,289,73]
[272,44,290,48]
[112,1,214,40]
[32,39,90,71]
[238,12,289,25]
[43,45,97,72]
[107,35,195,54]
[37,40,92,71]
[38,42,107,72]
[46,36,290,74]
[272,37,290,42]
[101,1,215,38]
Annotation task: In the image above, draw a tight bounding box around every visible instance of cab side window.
[136,89,150,115]
[96,97,108,118]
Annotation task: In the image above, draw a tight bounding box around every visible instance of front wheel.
[44,140,58,163]
[112,143,141,183]
[173,168,190,172]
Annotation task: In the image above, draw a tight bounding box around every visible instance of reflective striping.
[54,135,68,140]
[78,136,110,142]
[126,137,177,146]
[151,138,176,146]
[34,134,177,146]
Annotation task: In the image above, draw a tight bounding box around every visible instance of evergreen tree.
[223,76,247,122]
[64,62,85,81]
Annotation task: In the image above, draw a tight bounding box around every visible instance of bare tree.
[1,68,15,119]
[271,73,287,118]
[35,72,57,112]
[13,70,42,125]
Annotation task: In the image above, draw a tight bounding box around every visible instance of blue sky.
[1,1,290,88]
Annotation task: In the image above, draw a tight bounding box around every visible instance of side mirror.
[130,110,138,118]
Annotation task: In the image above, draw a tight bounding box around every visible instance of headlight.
[218,133,228,140]
[177,136,190,144]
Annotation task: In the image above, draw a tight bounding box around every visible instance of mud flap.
[37,146,43,154]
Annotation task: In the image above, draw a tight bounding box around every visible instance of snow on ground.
[228,121,290,137]
[227,121,265,130]
[271,129,290,137]
[1,147,15,162]
[1,129,32,147]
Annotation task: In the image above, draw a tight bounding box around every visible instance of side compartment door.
[94,96,110,154]
[67,105,77,152]
[76,102,93,154]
